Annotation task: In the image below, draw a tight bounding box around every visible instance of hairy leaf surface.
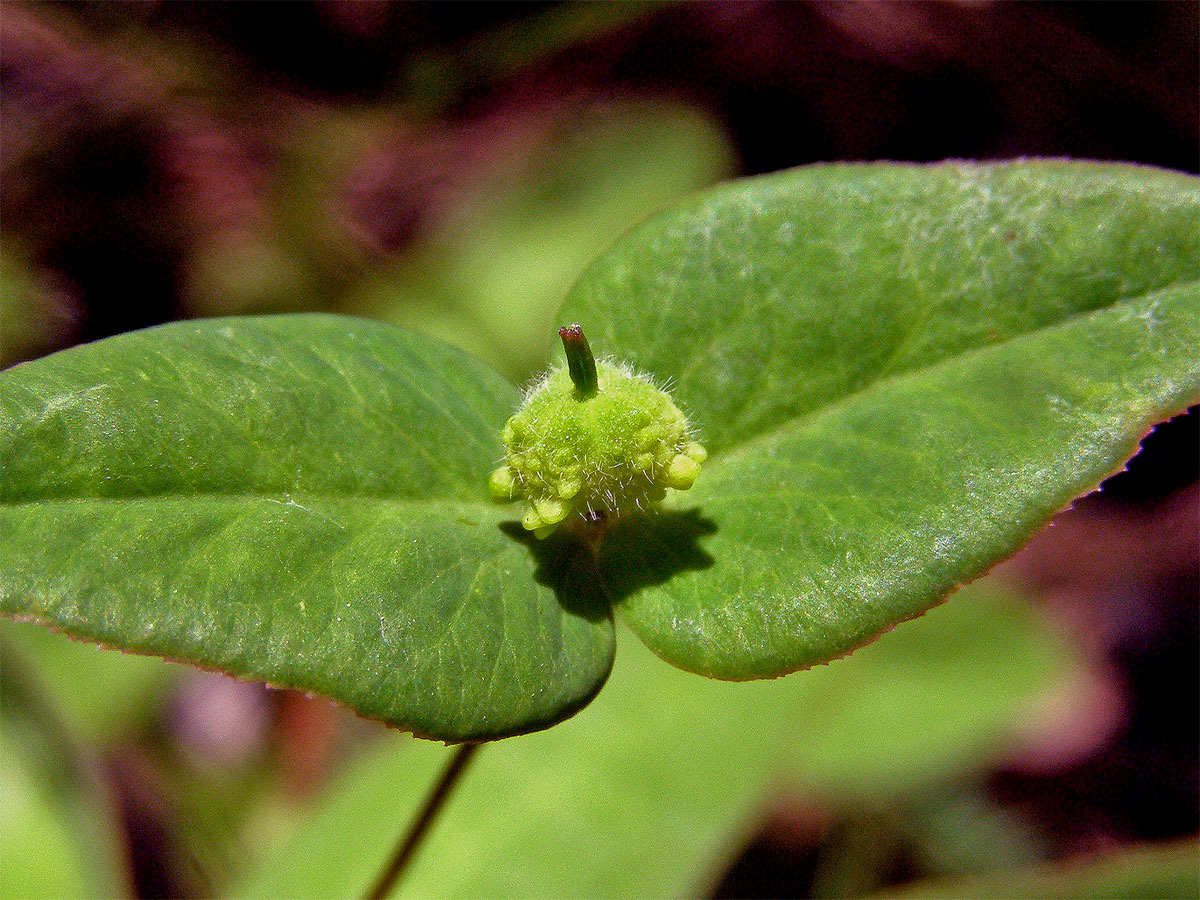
[560,162,1200,676]
[0,316,613,741]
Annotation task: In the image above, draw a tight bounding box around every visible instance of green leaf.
[560,161,1200,678]
[0,315,613,742]
[230,580,1067,900]
[884,838,1200,900]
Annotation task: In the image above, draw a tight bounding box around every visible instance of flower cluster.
[489,327,705,538]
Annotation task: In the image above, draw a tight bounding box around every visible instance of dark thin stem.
[559,323,598,398]
[364,742,481,900]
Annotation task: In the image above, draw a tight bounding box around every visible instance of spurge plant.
[1,160,1197,892]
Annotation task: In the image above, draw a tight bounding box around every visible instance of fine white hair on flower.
[489,326,706,539]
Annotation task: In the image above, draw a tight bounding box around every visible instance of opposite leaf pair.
[1,161,1197,742]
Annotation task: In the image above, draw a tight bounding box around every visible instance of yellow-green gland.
[489,340,705,538]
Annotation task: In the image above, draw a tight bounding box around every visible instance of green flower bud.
[490,325,705,538]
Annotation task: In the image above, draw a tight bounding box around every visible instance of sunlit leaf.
[561,161,1200,677]
[0,315,613,742]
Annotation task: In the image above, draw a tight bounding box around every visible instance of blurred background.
[1,2,1196,898]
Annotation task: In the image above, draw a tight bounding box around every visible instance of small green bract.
[489,326,706,538]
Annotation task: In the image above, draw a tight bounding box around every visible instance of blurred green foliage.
[0,655,129,900]
[0,243,76,370]
[2,622,178,745]
[344,100,733,381]
[232,582,1071,899]
[0,732,99,900]
[886,838,1200,899]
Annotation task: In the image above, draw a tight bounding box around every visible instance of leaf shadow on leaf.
[498,522,612,623]
[595,508,717,605]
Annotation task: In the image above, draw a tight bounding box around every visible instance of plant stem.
[559,323,598,397]
[364,742,481,900]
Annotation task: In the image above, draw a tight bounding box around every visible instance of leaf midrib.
[703,276,1200,473]
[6,278,1195,510]
[0,494,498,512]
